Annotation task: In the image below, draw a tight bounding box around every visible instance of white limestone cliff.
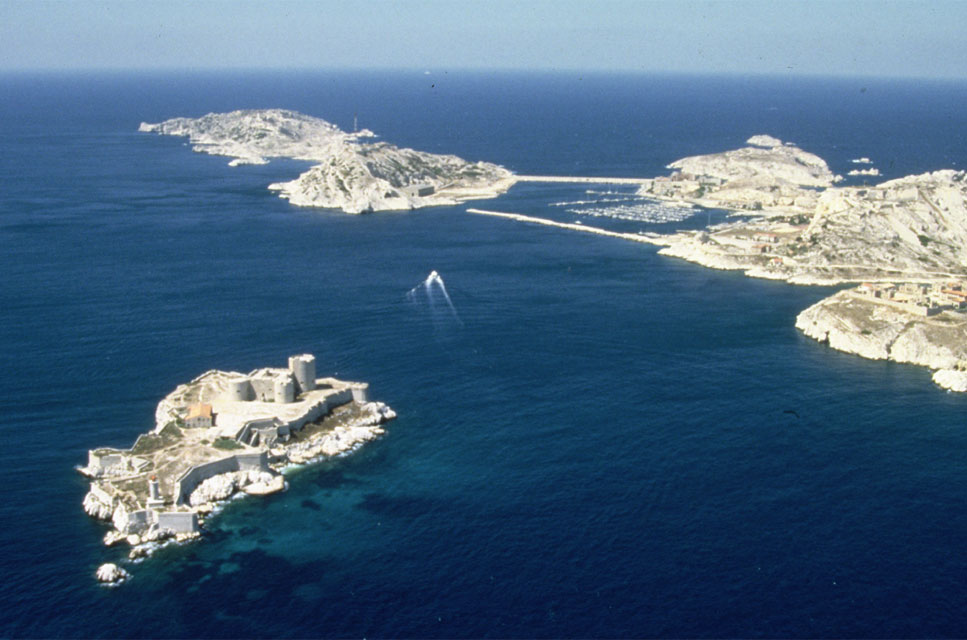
[797,170,967,277]
[795,290,967,390]
[932,368,967,392]
[83,490,113,520]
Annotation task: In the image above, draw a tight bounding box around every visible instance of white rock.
[243,474,286,496]
[96,563,130,585]
[128,542,161,560]
[83,491,113,521]
[796,290,967,391]
[667,137,836,187]
[746,134,784,148]
[933,369,967,392]
[103,531,126,547]
[141,109,516,214]
[189,472,238,506]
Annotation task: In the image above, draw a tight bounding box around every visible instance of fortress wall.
[90,452,125,471]
[156,511,199,533]
[249,378,275,402]
[238,418,278,445]
[284,389,353,434]
[235,452,268,471]
[174,452,268,504]
[330,388,354,408]
[175,457,238,504]
[351,384,370,404]
[131,433,154,450]
[286,395,346,433]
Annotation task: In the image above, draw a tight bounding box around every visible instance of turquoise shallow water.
[2,71,967,637]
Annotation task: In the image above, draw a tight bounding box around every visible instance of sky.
[2,0,966,79]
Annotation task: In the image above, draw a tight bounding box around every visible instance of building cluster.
[854,281,967,316]
[179,354,319,432]
[82,353,373,538]
[645,172,820,212]
[223,354,316,404]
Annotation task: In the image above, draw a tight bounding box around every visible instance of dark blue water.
[3,71,967,638]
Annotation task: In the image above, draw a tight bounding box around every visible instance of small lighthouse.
[147,475,164,508]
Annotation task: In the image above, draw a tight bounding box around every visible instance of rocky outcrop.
[667,135,839,188]
[138,109,367,165]
[797,170,967,277]
[795,290,967,389]
[279,402,395,465]
[242,475,285,496]
[649,168,967,286]
[932,368,967,392]
[188,469,279,506]
[189,473,239,506]
[83,489,113,521]
[140,109,515,213]
[270,142,515,214]
[95,563,130,586]
[796,292,910,361]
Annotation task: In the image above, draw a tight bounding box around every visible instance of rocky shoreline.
[635,136,967,391]
[140,109,515,213]
[93,400,395,585]
[85,354,396,585]
[795,289,967,392]
[475,135,967,394]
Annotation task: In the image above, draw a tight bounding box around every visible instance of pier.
[466,208,664,245]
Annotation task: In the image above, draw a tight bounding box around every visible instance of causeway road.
[515,175,650,185]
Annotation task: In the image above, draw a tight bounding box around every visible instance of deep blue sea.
[3,71,967,638]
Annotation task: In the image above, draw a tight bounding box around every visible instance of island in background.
[472,134,967,393]
[636,136,967,391]
[81,353,395,585]
[140,109,516,213]
[139,115,967,390]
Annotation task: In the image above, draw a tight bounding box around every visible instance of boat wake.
[407,270,463,327]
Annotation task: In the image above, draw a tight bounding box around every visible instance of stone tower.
[288,354,316,395]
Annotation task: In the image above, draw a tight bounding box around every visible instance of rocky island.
[638,136,967,286]
[80,353,395,585]
[639,136,967,391]
[472,134,967,394]
[140,109,515,213]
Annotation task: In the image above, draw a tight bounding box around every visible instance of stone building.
[184,404,213,428]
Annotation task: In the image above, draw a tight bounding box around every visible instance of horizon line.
[1,66,966,83]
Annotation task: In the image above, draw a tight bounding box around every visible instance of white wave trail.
[407,270,462,324]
